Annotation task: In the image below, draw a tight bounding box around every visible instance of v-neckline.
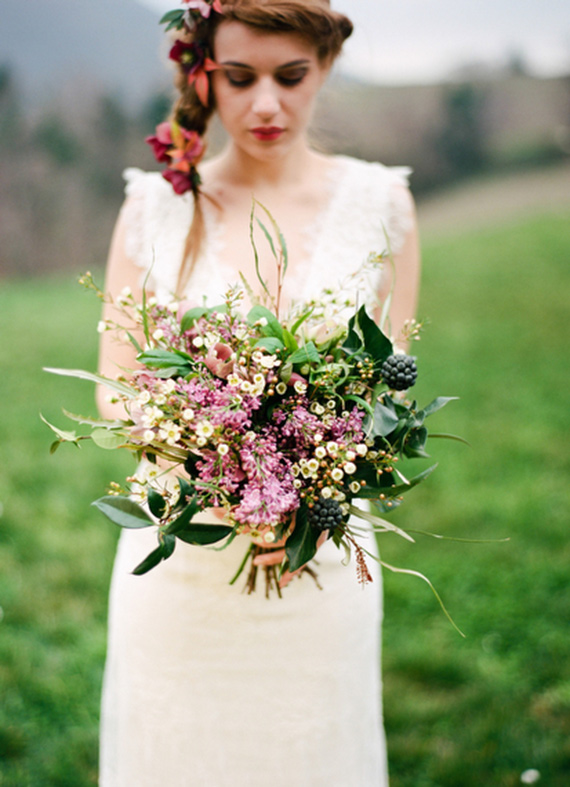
[198,156,350,305]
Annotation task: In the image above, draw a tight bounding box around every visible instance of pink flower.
[146,121,205,195]
[145,122,172,164]
[183,0,222,18]
[163,169,194,195]
[204,342,234,379]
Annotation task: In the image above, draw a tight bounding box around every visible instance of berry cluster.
[308,498,345,532]
[380,354,418,391]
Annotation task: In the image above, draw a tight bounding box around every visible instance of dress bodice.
[122,155,412,314]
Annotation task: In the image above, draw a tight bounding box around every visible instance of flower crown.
[146,0,223,195]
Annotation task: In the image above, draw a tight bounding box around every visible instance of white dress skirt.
[99,156,413,786]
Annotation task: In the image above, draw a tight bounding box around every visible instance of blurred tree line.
[1,63,568,278]
[0,66,171,278]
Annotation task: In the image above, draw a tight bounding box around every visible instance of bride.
[97,1,419,784]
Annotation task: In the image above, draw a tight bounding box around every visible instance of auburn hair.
[170,0,353,293]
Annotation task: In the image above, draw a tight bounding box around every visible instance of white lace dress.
[99,155,412,787]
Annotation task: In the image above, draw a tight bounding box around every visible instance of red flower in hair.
[169,39,218,106]
[145,122,173,164]
[183,0,223,18]
[146,121,205,195]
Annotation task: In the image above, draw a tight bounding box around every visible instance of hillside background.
[1,0,569,279]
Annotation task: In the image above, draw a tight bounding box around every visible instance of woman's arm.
[96,200,147,420]
[377,185,421,345]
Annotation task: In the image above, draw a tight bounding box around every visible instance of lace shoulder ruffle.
[120,167,193,297]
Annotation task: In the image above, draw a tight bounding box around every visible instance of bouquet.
[44,207,460,597]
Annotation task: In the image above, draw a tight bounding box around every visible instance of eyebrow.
[219,59,311,70]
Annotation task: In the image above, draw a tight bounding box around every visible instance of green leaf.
[160,533,176,559]
[44,368,135,398]
[159,9,184,23]
[254,336,285,353]
[279,362,293,383]
[138,349,194,370]
[247,305,283,340]
[180,307,209,332]
[403,426,430,458]
[422,396,459,418]
[288,341,320,365]
[344,394,375,419]
[256,217,278,260]
[174,476,196,510]
[249,201,271,297]
[125,331,143,353]
[342,313,363,354]
[62,410,124,429]
[381,560,465,637]
[176,523,234,545]
[285,507,318,572]
[91,429,127,450]
[428,432,470,446]
[356,305,393,362]
[290,308,314,336]
[92,496,154,529]
[254,200,289,273]
[358,464,438,499]
[281,327,298,352]
[148,488,167,519]
[370,399,400,437]
[40,414,81,446]
[164,496,201,535]
[132,545,166,575]
[348,504,415,542]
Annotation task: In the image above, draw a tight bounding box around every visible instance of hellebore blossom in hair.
[184,0,223,18]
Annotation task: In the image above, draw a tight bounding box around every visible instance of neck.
[216,136,318,188]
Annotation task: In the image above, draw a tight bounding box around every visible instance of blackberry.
[380,354,418,390]
[308,497,344,532]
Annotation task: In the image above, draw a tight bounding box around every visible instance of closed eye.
[224,68,255,87]
[276,67,309,87]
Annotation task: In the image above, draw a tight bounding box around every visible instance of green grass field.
[1,210,569,786]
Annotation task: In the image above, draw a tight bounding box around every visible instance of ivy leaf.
[92,496,154,529]
[285,507,318,572]
[176,523,233,545]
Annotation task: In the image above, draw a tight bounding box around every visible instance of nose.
[251,77,280,119]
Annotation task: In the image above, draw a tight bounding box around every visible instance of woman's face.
[212,21,328,162]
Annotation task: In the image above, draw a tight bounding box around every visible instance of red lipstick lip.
[250,127,284,141]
